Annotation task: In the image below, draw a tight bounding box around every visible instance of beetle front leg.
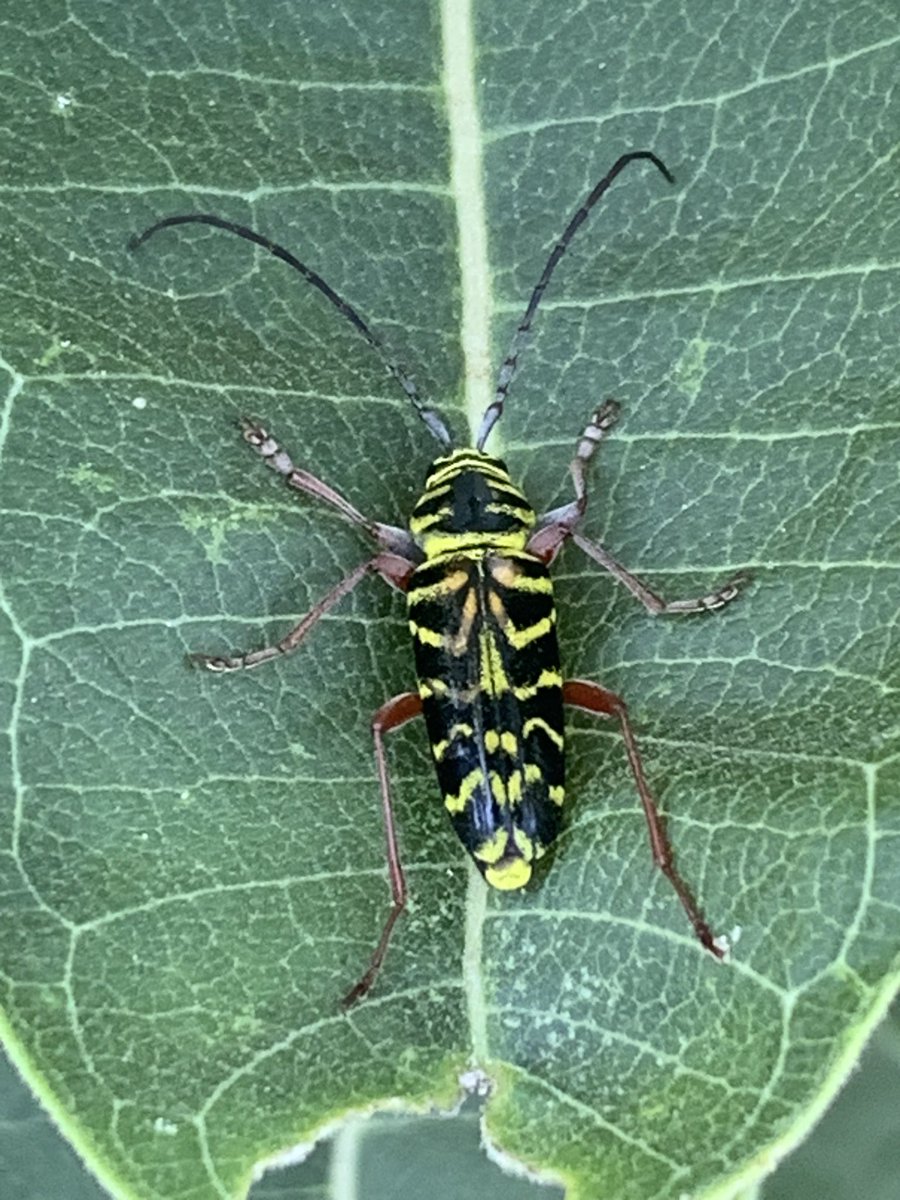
[563,678,724,959]
[341,690,423,1009]
[239,417,418,560]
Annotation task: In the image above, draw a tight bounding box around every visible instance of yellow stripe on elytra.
[501,572,554,593]
[448,587,478,655]
[522,764,564,805]
[489,769,522,804]
[410,586,477,654]
[489,560,554,592]
[504,614,556,649]
[409,621,444,647]
[407,569,469,603]
[522,716,564,749]
[431,722,475,761]
[488,591,506,627]
[479,627,510,696]
[512,667,563,700]
[444,768,484,814]
[473,828,507,864]
[475,825,534,866]
[484,729,518,756]
[418,677,449,699]
[513,827,536,859]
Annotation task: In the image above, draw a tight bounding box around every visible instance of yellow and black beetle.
[131,151,746,1005]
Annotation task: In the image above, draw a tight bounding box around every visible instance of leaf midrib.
[441,0,495,1064]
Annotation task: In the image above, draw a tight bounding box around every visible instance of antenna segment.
[475,151,675,451]
[130,213,455,448]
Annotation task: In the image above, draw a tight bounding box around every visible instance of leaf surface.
[0,2,897,1199]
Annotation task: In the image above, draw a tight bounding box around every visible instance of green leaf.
[5,1006,900,1199]
[1,2,897,1200]
[0,1049,112,1200]
[761,998,900,1200]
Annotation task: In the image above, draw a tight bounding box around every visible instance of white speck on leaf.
[459,1067,492,1096]
[713,933,732,958]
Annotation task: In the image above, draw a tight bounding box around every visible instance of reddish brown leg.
[527,403,748,612]
[192,552,415,672]
[341,691,423,1009]
[571,535,747,615]
[563,678,724,959]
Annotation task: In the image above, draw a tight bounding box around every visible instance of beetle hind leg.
[341,690,423,1009]
[563,678,724,959]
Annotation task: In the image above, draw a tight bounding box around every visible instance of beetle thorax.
[409,449,536,559]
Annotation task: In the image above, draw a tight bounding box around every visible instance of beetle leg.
[341,690,423,1008]
[239,417,418,559]
[527,400,619,562]
[563,678,724,959]
[571,534,748,614]
[191,551,416,672]
[528,406,747,613]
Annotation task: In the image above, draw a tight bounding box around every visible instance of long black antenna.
[129,213,454,449]
[476,150,675,451]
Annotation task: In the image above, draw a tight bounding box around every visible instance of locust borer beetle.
[131,152,747,1006]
